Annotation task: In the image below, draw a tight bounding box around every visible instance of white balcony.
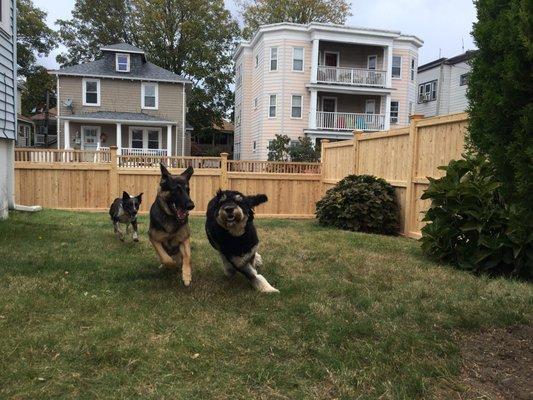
[316,66,387,87]
[316,111,385,132]
[121,147,167,156]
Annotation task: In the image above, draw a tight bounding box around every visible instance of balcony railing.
[316,66,386,87]
[316,111,385,131]
[121,147,167,156]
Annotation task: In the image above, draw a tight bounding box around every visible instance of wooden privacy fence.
[14,150,322,217]
[321,112,468,238]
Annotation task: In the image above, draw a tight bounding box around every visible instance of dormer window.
[116,53,130,72]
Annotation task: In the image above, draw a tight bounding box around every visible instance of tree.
[16,0,58,77]
[289,137,319,162]
[20,66,57,116]
[239,0,352,38]
[56,0,239,130]
[467,0,532,218]
[267,134,291,161]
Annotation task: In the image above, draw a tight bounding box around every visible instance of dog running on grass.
[205,190,279,293]
[109,191,143,242]
[149,163,195,286]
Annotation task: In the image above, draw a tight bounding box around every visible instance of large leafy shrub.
[316,175,400,234]
[420,155,532,279]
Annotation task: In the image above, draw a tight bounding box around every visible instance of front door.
[82,126,100,150]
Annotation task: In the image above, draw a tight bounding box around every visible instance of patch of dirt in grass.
[458,325,533,400]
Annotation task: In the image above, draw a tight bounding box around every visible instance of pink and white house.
[234,23,423,160]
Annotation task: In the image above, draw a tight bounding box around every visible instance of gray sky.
[34,0,477,69]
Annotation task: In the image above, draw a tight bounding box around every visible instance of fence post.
[404,115,424,237]
[353,130,363,174]
[109,146,118,204]
[320,139,330,194]
[220,152,229,190]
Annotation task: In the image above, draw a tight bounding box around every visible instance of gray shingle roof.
[62,111,174,123]
[100,43,145,54]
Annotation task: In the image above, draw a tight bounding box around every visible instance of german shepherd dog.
[149,164,195,286]
[205,190,279,293]
[109,191,143,242]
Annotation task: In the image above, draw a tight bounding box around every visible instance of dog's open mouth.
[170,203,188,220]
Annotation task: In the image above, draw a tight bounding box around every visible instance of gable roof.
[100,43,145,54]
[418,50,478,73]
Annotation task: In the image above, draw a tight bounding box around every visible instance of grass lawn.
[0,210,531,399]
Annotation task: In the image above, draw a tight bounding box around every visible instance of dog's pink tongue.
[176,209,187,219]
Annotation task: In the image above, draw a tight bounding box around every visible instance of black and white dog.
[109,191,143,242]
[205,190,278,293]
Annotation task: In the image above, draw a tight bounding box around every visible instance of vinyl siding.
[0,0,16,141]
[391,45,418,125]
[448,61,470,113]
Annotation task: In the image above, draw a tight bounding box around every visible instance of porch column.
[116,123,122,155]
[311,39,319,83]
[384,94,391,131]
[166,125,172,156]
[309,89,318,129]
[386,45,393,87]
[64,120,70,149]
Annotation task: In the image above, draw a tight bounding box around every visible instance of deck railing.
[316,111,385,131]
[317,66,386,87]
[118,155,222,169]
[14,148,111,163]
[121,147,167,157]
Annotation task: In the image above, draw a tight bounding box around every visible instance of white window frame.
[392,56,402,79]
[128,126,163,150]
[410,58,416,81]
[115,53,130,72]
[270,47,278,71]
[292,47,305,72]
[321,96,337,112]
[253,140,257,153]
[367,55,377,70]
[390,101,399,124]
[291,95,303,119]
[365,99,376,114]
[268,94,277,118]
[141,82,159,110]
[418,80,438,103]
[81,126,101,150]
[323,51,340,67]
[82,78,101,106]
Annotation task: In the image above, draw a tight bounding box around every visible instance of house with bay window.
[233,23,423,160]
[51,43,192,156]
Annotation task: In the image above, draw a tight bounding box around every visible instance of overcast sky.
[34,0,477,69]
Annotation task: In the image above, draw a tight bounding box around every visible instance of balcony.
[316,66,387,87]
[316,111,385,132]
[121,147,167,156]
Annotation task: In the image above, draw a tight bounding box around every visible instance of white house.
[415,50,476,117]
[233,22,423,160]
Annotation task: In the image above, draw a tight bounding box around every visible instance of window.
[147,130,159,149]
[291,95,302,118]
[410,59,416,81]
[409,101,414,116]
[142,82,158,109]
[129,127,162,149]
[270,47,278,71]
[131,129,143,149]
[293,47,304,71]
[116,53,130,72]
[255,54,259,68]
[392,56,402,78]
[269,94,277,118]
[235,108,241,126]
[254,97,258,109]
[418,80,438,103]
[390,101,399,124]
[290,140,299,147]
[236,64,242,87]
[82,78,100,106]
[460,73,470,86]
[367,55,377,70]
[253,141,257,152]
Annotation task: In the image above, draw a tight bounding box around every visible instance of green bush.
[316,175,400,235]
[420,155,532,279]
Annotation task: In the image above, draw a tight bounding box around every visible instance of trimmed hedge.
[316,175,400,235]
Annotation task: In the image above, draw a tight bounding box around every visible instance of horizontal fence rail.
[316,66,386,87]
[316,111,385,131]
[228,160,321,174]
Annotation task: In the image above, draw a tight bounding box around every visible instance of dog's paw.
[253,275,279,293]
[260,286,280,294]
[182,274,191,287]
[255,253,263,268]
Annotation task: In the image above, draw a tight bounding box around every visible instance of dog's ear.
[136,192,143,203]
[181,166,194,181]
[160,163,171,179]
[122,191,130,201]
[246,194,268,208]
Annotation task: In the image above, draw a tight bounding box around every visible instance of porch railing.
[316,111,386,131]
[121,147,167,156]
[14,148,111,163]
[317,66,386,87]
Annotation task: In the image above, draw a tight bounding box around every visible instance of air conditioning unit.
[419,93,431,103]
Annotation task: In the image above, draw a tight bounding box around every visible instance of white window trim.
[323,51,340,67]
[269,47,278,72]
[321,96,337,112]
[392,55,402,79]
[82,78,101,107]
[365,99,376,114]
[268,94,277,119]
[291,94,303,119]
[410,58,416,81]
[81,126,101,150]
[367,55,377,70]
[115,53,130,72]
[141,82,159,110]
[128,126,163,149]
[292,47,305,72]
[390,101,400,124]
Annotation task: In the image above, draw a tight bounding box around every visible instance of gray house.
[51,43,192,156]
[0,0,17,220]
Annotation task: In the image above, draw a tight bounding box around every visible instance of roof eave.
[51,70,192,84]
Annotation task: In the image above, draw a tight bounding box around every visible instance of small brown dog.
[148,164,195,286]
